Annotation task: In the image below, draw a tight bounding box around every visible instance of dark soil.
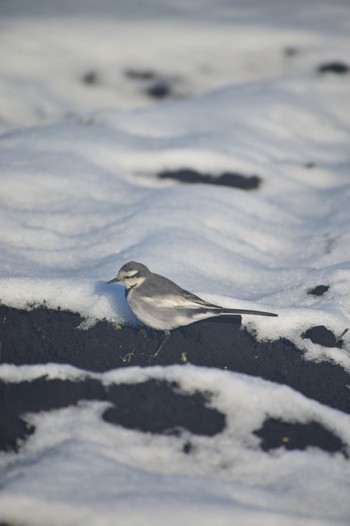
[317,62,349,74]
[158,168,261,190]
[0,305,349,456]
[307,284,329,296]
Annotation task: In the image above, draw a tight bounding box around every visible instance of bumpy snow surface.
[0,1,350,524]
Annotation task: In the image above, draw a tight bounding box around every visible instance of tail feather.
[219,308,278,317]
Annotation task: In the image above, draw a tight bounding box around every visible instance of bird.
[107,261,278,333]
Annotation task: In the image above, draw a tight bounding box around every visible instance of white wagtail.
[107,261,278,334]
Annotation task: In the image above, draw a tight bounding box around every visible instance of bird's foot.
[150,331,170,361]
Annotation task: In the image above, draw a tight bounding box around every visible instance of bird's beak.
[107,277,119,284]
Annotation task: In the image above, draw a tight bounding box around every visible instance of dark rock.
[317,62,349,74]
[307,285,329,296]
[254,418,347,456]
[158,168,261,190]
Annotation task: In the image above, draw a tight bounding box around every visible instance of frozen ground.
[0,0,350,524]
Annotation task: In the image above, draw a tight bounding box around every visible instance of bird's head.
[107,261,150,290]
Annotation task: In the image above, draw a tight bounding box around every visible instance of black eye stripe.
[125,272,140,279]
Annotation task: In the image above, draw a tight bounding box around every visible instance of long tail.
[218,308,278,317]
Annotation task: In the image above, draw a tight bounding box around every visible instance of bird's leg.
[151,330,170,359]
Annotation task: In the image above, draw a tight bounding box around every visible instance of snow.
[1,0,350,524]
[1,366,350,525]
